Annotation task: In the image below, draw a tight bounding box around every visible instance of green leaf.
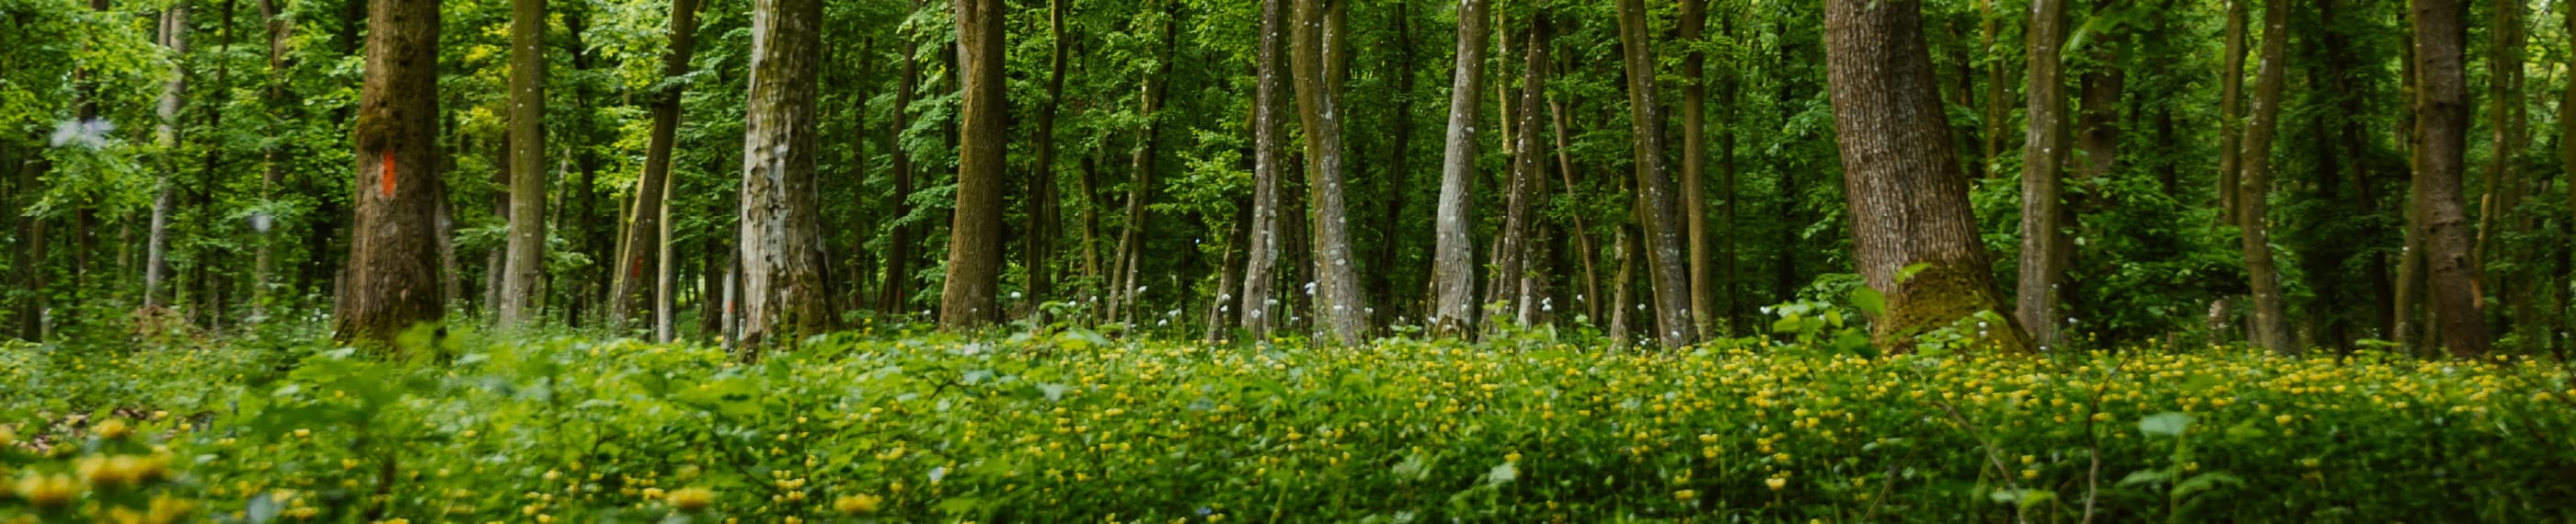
[1850,287,1886,316]
[2139,412,2194,438]
[1896,263,1933,284]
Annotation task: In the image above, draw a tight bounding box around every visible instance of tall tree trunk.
[736,0,834,349]
[144,5,186,310]
[940,0,1006,328]
[1292,0,1370,344]
[2218,0,2247,225]
[1112,7,1176,327]
[2237,0,2292,353]
[1367,0,1417,326]
[1022,0,1069,313]
[1611,0,1696,347]
[17,158,45,338]
[255,0,292,309]
[1978,0,2007,178]
[1242,0,1291,338]
[1678,0,1714,339]
[878,10,920,314]
[1429,0,1489,335]
[1822,0,2034,354]
[2473,0,2523,292]
[2015,0,2070,347]
[1548,95,1600,323]
[610,0,703,332]
[2562,0,2576,358]
[2065,0,2123,340]
[498,0,548,329]
[1493,15,1548,328]
[2394,5,2425,353]
[335,0,445,344]
[2410,0,2494,357]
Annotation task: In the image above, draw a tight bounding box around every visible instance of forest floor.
[3,319,2574,522]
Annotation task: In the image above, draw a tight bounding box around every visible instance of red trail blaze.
[379,150,397,199]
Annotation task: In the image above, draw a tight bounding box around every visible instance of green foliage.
[9,328,2576,522]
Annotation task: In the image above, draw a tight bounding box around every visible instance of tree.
[736,0,834,349]
[1612,0,1696,347]
[940,0,1005,328]
[335,0,445,343]
[1241,0,1290,338]
[2218,0,2247,226]
[2015,0,2069,347]
[2237,0,2291,353]
[1428,0,1489,335]
[1821,0,2033,353]
[144,3,187,309]
[1022,0,1070,313]
[607,0,705,339]
[1678,0,1713,338]
[2409,0,2493,357]
[1291,0,1369,345]
[1493,14,1549,327]
[498,0,548,328]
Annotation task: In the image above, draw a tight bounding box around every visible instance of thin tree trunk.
[737,0,834,350]
[610,0,703,331]
[335,0,445,344]
[1429,0,1489,335]
[1822,0,2034,354]
[1718,11,1742,333]
[878,10,920,314]
[1548,95,1600,323]
[2473,0,2523,291]
[2395,4,2425,353]
[1612,0,1696,347]
[498,0,548,329]
[1292,0,1370,344]
[2411,0,2494,357]
[1679,0,1714,339]
[144,5,186,310]
[2015,0,2070,347]
[2237,0,2292,353]
[1493,15,1548,329]
[1978,0,2008,179]
[1022,0,1069,313]
[1242,0,1291,338]
[1112,7,1176,327]
[2218,0,2247,225]
[941,0,1006,328]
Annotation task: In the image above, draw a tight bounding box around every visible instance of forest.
[4,0,2576,520]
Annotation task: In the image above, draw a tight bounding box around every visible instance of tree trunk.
[1111,7,1176,327]
[1292,0,1370,344]
[1718,11,1742,333]
[609,0,703,331]
[1428,0,1489,335]
[2410,0,2494,357]
[255,0,290,309]
[940,0,1006,328]
[1978,0,2008,179]
[335,0,445,344]
[145,5,186,310]
[2473,0,2523,292]
[1022,0,1069,313]
[1492,15,1548,329]
[1368,0,1417,327]
[2237,0,2291,353]
[2218,0,2247,226]
[1242,0,1291,338]
[878,10,920,314]
[1548,95,1600,323]
[1679,0,1714,339]
[2015,0,2069,348]
[1612,0,1696,347]
[498,0,548,329]
[736,0,834,350]
[1821,0,2033,354]
[2562,0,2576,358]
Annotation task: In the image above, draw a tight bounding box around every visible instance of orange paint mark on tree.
[380,149,397,199]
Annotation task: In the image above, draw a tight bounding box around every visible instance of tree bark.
[1611,0,1696,347]
[2015,0,2070,348]
[2473,0,2522,292]
[1718,11,1742,333]
[144,5,186,310]
[1548,95,1600,323]
[1241,0,1291,338]
[335,0,445,344]
[737,0,834,349]
[1679,0,1713,339]
[2237,0,2291,353]
[498,0,548,329]
[1428,0,1489,335]
[1822,0,2033,353]
[940,0,1006,328]
[609,0,704,332]
[1493,15,1548,328]
[2410,0,2493,357]
[1368,0,1417,327]
[2218,0,2247,226]
[878,6,920,314]
[1292,0,1370,344]
[1022,0,1070,313]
